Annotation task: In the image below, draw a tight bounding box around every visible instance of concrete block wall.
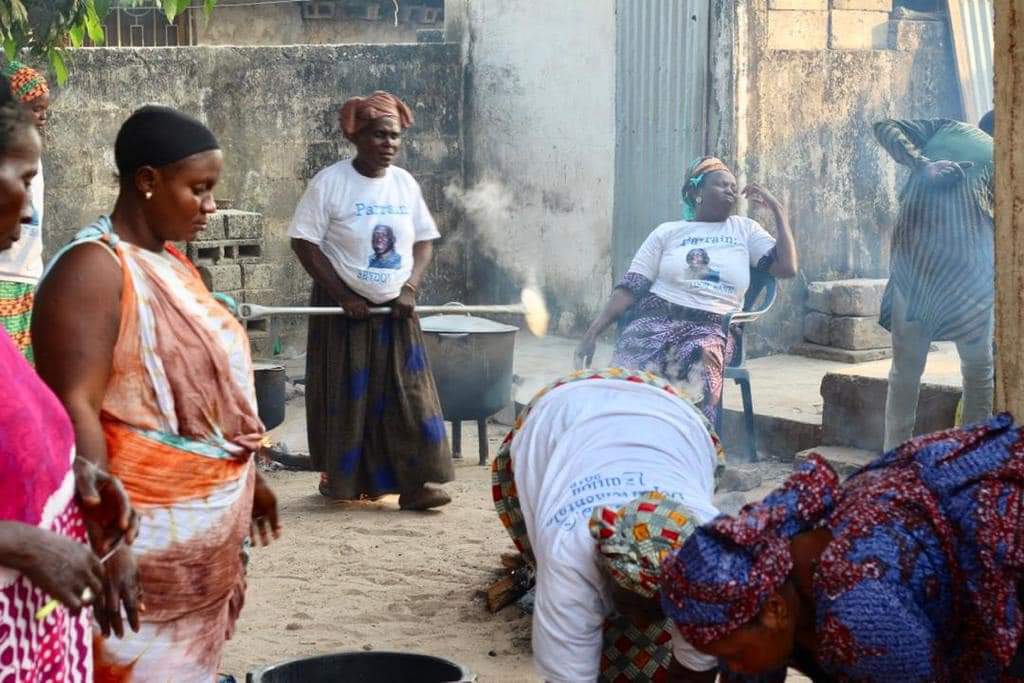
[43,44,465,356]
[189,209,281,350]
[830,9,892,50]
[733,0,959,356]
[799,279,890,354]
[765,0,945,53]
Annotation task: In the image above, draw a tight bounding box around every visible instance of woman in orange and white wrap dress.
[32,105,280,682]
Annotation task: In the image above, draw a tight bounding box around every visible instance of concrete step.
[820,373,959,451]
[791,342,893,364]
[796,445,879,479]
[720,408,822,463]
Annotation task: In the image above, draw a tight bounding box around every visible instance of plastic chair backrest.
[729,268,777,368]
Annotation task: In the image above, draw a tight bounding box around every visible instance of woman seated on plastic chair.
[575,157,798,425]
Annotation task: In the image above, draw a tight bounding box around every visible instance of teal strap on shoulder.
[41,216,119,281]
[212,292,238,314]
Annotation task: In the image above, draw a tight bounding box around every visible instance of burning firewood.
[485,552,534,613]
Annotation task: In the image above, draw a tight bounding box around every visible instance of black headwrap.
[114,105,220,177]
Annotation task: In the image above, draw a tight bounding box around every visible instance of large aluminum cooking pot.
[419,312,518,421]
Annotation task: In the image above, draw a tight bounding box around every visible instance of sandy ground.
[221,417,537,681]
[220,396,809,681]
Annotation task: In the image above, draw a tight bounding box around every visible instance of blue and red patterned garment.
[663,413,1024,682]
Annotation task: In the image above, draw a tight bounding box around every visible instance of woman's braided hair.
[0,73,33,156]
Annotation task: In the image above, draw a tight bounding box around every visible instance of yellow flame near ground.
[520,287,549,337]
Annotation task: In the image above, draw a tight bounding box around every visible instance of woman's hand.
[95,545,143,638]
[74,457,138,554]
[921,159,967,187]
[390,286,417,319]
[251,472,281,547]
[16,526,103,614]
[574,333,597,370]
[742,183,784,213]
[339,293,370,320]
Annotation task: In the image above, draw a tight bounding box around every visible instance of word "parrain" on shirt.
[354,202,411,217]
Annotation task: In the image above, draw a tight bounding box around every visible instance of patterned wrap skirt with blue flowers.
[305,283,453,499]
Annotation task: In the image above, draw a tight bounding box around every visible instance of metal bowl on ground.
[246,651,476,682]
[253,361,286,431]
[419,308,518,466]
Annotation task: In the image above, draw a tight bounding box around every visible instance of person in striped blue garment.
[874,111,995,451]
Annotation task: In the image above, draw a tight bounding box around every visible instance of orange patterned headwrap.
[682,156,733,220]
[338,91,414,141]
[2,60,48,104]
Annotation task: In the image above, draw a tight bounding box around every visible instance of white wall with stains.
[454,0,618,328]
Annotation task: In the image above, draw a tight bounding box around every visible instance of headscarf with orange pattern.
[589,491,699,598]
[1,60,47,104]
[682,156,732,220]
[338,91,414,141]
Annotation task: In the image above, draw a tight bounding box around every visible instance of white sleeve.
[625,226,666,281]
[411,178,441,242]
[532,560,606,683]
[288,172,331,245]
[667,620,719,672]
[744,218,777,266]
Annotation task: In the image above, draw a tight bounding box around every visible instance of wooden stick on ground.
[486,552,533,613]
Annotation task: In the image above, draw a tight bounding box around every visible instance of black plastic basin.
[246,651,475,683]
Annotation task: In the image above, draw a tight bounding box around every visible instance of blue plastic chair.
[616,268,777,461]
[719,269,777,461]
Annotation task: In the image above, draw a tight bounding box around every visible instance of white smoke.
[444,177,541,288]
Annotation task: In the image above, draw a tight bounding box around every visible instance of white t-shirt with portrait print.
[626,216,777,315]
[0,169,44,283]
[288,159,441,304]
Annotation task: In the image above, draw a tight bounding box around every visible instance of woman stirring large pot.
[289,91,453,510]
[32,106,280,681]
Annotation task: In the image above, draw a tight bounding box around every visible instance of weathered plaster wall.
[195,1,435,46]
[454,0,959,351]
[459,0,617,327]
[732,2,961,354]
[993,0,1023,415]
[45,44,464,352]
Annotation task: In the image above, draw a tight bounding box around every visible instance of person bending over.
[493,368,725,682]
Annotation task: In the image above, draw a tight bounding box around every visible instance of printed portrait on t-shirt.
[684,248,720,283]
[367,224,402,270]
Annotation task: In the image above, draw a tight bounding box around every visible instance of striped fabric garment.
[0,279,34,362]
[47,218,263,682]
[874,118,994,343]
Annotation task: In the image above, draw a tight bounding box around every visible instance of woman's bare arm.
[32,243,122,471]
[290,237,369,318]
[32,242,143,638]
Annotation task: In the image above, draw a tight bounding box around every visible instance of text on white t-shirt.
[626,216,776,315]
[288,160,441,303]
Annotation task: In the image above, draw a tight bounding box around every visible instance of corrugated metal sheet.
[947,0,994,124]
[612,0,709,282]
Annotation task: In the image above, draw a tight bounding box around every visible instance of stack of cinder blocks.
[792,279,892,363]
[186,209,279,348]
[767,0,922,52]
